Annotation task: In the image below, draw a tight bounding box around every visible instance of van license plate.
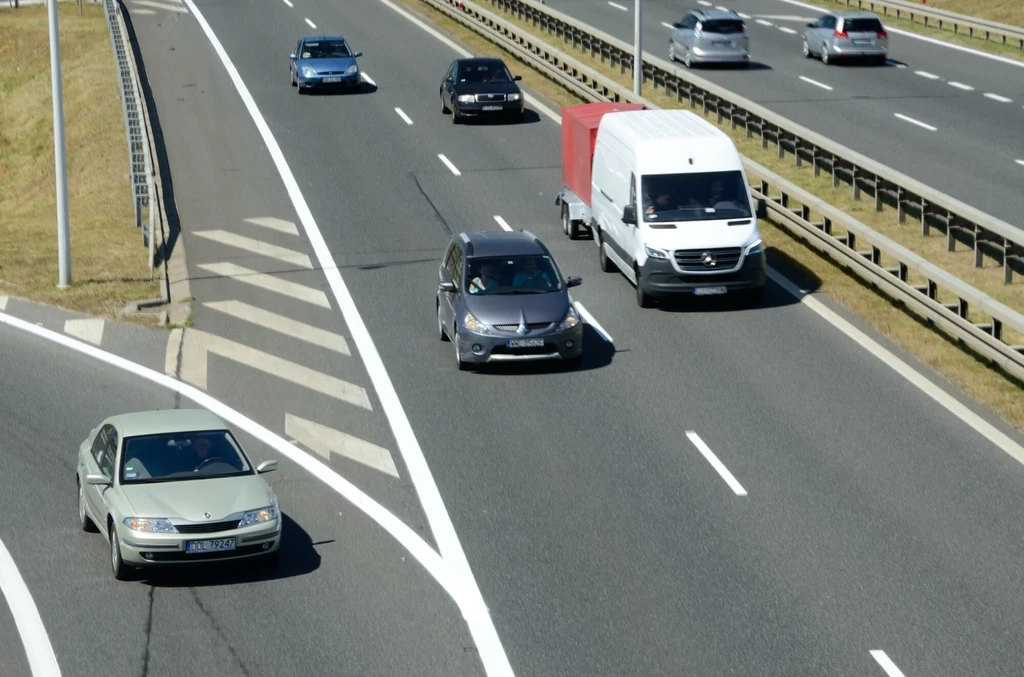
[508,339,544,348]
[482,105,502,111]
[694,286,727,296]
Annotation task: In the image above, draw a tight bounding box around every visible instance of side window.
[448,62,458,81]
[629,172,636,206]
[91,426,108,465]
[451,249,463,292]
[682,14,696,30]
[824,16,836,30]
[442,243,456,280]
[98,427,117,478]
[295,40,302,56]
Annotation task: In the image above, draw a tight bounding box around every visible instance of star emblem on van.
[701,252,717,267]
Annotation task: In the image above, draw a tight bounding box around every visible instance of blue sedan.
[289,35,363,94]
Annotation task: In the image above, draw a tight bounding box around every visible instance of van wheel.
[597,233,615,273]
[635,268,653,308]
[562,204,580,240]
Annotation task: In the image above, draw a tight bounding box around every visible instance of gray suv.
[802,11,889,65]
[436,231,584,370]
[669,8,750,68]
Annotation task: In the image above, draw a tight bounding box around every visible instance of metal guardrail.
[418,0,1024,378]
[101,0,156,275]
[468,0,1024,289]
[810,0,1024,51]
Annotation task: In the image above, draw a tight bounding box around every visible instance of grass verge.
[795,0,1024,63]
[0,3,160,320]
[393,0,1024,432]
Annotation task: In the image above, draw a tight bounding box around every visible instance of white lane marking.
[608,1,627,10]
[287,413,399,477]
[438,153,461,176]
[888,60,907,68]
[894,113,937,131]
[737,12,751,19]
[575,302,613,343]
[1016,159,1024,167]
[282,0,292,6]
[197,261,331,308]
[778,26,797,34]
[753,14,814,21]
[799,75,832,90]
[685,431,747,496]
[176,328,372,409]
[0,296,7,311]
[395,107,413,125]
[947,81,973,90]
[133,0,186,11]
[715,5,729,11]
[756,19,773,27]
[697,0,711,5]
[176,1,515,674]
[870,651,907,677]
[203,299,351,355]
[63,319,105,346]
[984,92,1012,102]
[914,70,940,79]
[131,8,156,13]
[304,17,316,28]
[377,0,561,125]
[360,72,376,87]
[193,229,313,269]
[493,215,512,231]
[662,21,674,29]
[767,268,1024,467]
[0,537,62,677]
[244,216,299,236]
[772,0,1024,69]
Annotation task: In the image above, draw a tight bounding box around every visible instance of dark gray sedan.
[436,231,583,370]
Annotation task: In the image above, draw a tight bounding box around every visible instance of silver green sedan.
[76,409,282,580]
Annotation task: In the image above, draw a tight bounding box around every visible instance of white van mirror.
[622,204,637,225]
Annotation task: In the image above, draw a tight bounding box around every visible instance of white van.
[589,108,768,307]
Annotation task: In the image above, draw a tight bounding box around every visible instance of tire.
[291,69,297,86]
[562,204,580,240]
[635,267,653,308]
[683,49,693,68]
[78,479,96,532]
[110,524,132,581]
[437,301,449,341]
[440,91,450,114]
[597,233,616,273]
[451,106,460,124]
[802,39,811,58]
[821,44,831,65]
[453,330,471,371]
[669,41,677,62]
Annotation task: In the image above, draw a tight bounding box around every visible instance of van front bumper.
[640,251,765,296]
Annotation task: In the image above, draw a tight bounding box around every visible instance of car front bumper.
[640,251,766,297]
[118,519,282,566]
[457,323,583,364]
[454,99,525,118]
[298,72,361,89]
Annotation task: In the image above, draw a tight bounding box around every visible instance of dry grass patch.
[0,4,159,320]
[401,0,1024,431]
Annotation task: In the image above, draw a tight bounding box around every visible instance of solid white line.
[894,113,937,131]
[575,302,613,343]
[394,107,413,125]
[685,431,747,496]
[197,261,331,308]
[304,17,316,28]
[870,651,907,677]
[778,26,797,34]
[0,537,62,677]
[756,19,773,27]
[984,92,1012,102]
[176,1,514,674]
[697,0,711,5]
[282,0,292,6]
[947,81,973,90]
[493,215,512,231]
[608,1,627,11]
[1016,159,1024,167]
[914,70,940,79]
[193,229,313,268]
[360,72,376,87]
[133,0,187,11]
[203,300,351,354]
[438,153,461,176]
[661,21,673,29]
[715,5,729,11]
[737,12,751,18]
[799,75,832,91]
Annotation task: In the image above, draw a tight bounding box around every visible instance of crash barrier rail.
[420,0,1024,379]
[101,0,156,275]
[809,0,1024,52]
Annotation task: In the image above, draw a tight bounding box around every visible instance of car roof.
[690,8,741,20]
[457,231,550,258]
[109,409,230,438]
[300,34,347,42]
[455,57,507,68]
[833,11,881,19]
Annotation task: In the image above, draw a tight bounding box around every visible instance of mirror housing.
[353,51,363,58]
[622,204,637,225]
[566,275,582,288]
[672,22,682,29]
[438,281,457,293]
[256,460,278,474]
[806,22,815,28]
[513,75,522,81]
[756,198,768,219]
[444,75,453,83]
[86,473,111,486]
[289,52,296,59]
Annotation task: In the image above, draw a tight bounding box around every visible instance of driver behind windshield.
[187,435,219,473]
[512,257,552,289]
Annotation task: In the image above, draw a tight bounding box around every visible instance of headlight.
[462,312,491,334]
[123,517,178,533]
[237,504,279,529]
[301,67,316,77]
[507,93,521,101]
[557,306,580,331]
[744,238,763,256]
[344,64,358,75]
[645,245,669,260]
[457,94,475,103]
[692,47,705,56]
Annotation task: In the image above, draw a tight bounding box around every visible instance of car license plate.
[508,338,544,348]
[482,105,503,111]
[185,538,236,554]
[852,39,872,45]
[323,77,342,83]
[694,286,727,296]
[714,41,733,47]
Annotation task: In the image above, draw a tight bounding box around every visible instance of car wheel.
[437,301,449,342]
[802,39,811,58]
[440,91,450,114]
[683,49,692,68]
[597,232,615,273]
[453,329,471,371]
[821,44,830,64]
[451,106,460,124]
[78,479,96,532]
[290,69,296,86]
[668,41,677,62]
[110,524,132,581]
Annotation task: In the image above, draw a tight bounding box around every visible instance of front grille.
[176,520,239,534]
[492,322,552,332]
[476,93,507,102]
[318,70,348,75]
[491,344,553,356]
[674,247,742,272]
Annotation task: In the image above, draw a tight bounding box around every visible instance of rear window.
[700,19,745,35]
[843,18,883,32]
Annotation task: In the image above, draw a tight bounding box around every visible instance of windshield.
[640,170,752,223]
[120,430,253,484]
[457,62,512,83]
[300,40,352,59]
[466,255,563,294]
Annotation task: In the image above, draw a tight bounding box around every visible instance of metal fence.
[418,0,1024,379]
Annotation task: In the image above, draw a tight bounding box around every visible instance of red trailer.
[556,102,645,239]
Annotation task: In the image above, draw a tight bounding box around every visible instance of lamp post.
[48,0,72,288]
[633,0,642,95]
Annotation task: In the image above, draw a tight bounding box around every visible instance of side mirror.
[566,275,582,288]
[256,460,278,474]
[86,473,111,486]
[513,75,522,81]
[289,52,296,59]
[444,76,453,83]
[756,198,768,219]
[353,51,363,58]
[438,281,457,293]
[806,23,815,28]
[622,204,637,225]
[672,22,682,29]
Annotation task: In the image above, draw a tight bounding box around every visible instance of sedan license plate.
[482,105,503,111]
[508,338,544,348]
[713,40,734,47]
[322,77,342,83]
[694,286,727,296]
[185,538,236,554]
[852,39,873,45]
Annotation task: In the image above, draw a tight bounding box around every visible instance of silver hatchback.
[669,9,750,68]
[803,11,889,65]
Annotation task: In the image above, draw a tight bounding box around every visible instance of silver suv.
[669,8,750,68]
[802,11,889,65]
